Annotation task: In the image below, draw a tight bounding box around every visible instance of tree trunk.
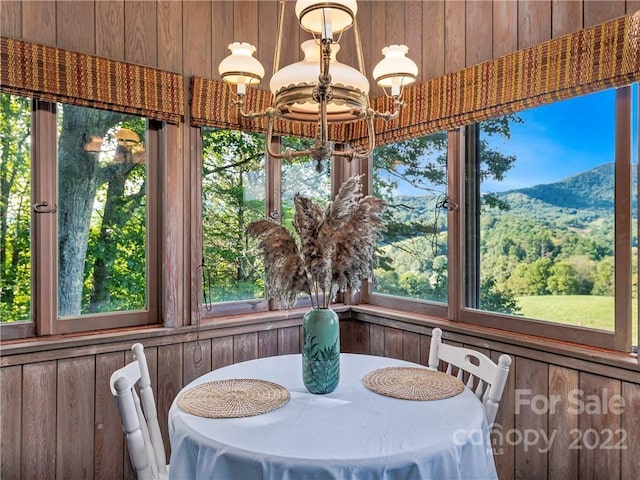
[88,161,144,313]
[57,106,125,317]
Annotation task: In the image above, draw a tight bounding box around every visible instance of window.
[201,128,266,304]
[0,95,160,338]
[462,85,637,351]
[199,132,334,314]
[367,132,449,313]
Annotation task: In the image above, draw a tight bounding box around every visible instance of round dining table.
[168,353,498,480]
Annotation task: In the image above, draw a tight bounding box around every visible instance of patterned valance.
[350,10,640,147]
[190,77,351,140]
[0,37,184,123]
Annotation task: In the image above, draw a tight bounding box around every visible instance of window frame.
[362,86,636,353]
[0,98,163,339]
[194,133,355,321]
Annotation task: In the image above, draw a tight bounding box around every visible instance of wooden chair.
[428,328,511,425]
[110,343,168,480]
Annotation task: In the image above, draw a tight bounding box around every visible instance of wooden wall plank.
[621,381,640,479]
[628,1,640,14]
[518,0,552,49]
[422,0,445,80]
[233,1,259,49]
[96,0,125,60]
[22,0,55,46]
[257,0,278,91]
[212,0,232,81]
[56,0,95,54]
[578,373,622,479]
[369,323,385,356]
[157,343,183,458]
[157,0,183,73]
[404,1,423,83]
[584,0,626,27]
[385,0,405,46]
[278,326,300,354]
[551,0,583,38]
[124,0,157,67]
[56,356,95,479]
[211,336,234,370]
[402,331,420,363]
[419,334,431,366]
[383,326,403,359]
[368,0,387,98]
[466,0,493,66]
[22,361,57,479]
[233,332,259,362]
[444,0,465,73]
[491,350,516,480]
[548,366,579,480]
[339,319,355,353]
[258,329,278,357]
[514,357,548,480]
[493,0,518,57]
[1,1,22,39]
[183,339,213,385]
[352,321,370,354]
[94,352,125,480]
[1,365,21,479]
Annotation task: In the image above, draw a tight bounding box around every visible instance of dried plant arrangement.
[246,175,386,309]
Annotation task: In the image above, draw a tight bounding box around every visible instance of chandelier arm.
[372,97,405,122]
[264,113,318,161]
[332,113,376,162]
[234,94,273,121]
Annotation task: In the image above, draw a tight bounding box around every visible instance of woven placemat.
[176,379,289,418]
[363,367,465,401]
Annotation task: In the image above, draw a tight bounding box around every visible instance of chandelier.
[218,0,418,165]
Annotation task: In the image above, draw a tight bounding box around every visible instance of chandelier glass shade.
[218,0,418,163]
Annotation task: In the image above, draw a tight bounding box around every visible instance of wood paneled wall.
[2,315,639,479]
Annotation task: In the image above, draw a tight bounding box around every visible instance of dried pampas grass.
[246,175,386,309]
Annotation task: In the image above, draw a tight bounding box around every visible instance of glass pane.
[202,128,266,303]
[476,90,618,330]
[57,104,147,317]
[0,94,32,323]
[372,132,448,302]
[281,136,331,223]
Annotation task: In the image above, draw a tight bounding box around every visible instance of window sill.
[351,305,640,378]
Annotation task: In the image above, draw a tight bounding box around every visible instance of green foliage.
[201,128,267,302]
[0,94,31,322]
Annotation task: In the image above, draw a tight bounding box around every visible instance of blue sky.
[482,84,639,193]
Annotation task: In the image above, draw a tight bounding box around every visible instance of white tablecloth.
[168,354,497,480]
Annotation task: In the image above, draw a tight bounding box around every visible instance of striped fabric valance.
[350,10,640,147]
[190,77,350,141]
[0,37,184,123]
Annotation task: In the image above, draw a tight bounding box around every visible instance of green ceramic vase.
[302,307,340,394]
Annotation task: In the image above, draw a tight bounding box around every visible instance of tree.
[56,105,134,316]
[0,94,31,321]
[201,128,266,301]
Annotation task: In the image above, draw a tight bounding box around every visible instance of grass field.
[516,295,639,344]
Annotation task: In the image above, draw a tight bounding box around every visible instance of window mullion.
[32,100,57,336]
[614,86,632,352]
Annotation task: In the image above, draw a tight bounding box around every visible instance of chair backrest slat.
[110,343,168,480]
[428,328,512,425]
